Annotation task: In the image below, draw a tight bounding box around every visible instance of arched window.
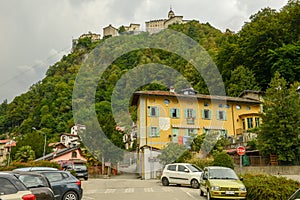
[72,151,77,158]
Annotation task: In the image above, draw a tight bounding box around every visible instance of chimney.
[169,86,175,93]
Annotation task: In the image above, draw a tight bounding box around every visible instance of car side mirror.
[202,176,207,180]
[240,177,244,181]
[184,169,189,173]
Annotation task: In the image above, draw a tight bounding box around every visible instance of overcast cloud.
[0,0,288,102]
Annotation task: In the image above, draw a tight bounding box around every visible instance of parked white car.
[161,163,203,189]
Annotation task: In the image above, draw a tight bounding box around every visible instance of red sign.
[237,146,246,155]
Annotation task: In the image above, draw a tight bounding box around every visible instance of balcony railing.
[186,118,195,124]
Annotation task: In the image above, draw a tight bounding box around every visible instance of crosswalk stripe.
[104,189,116,193]
[125,188,134,193]
[144,188,154,192]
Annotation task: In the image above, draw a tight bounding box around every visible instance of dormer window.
[72,151,77,158]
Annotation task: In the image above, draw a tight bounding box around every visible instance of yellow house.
[131,88,262,150]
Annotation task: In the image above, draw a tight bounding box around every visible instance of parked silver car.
[161,163,203,189]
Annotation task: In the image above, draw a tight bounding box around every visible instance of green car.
[200,166,247,200]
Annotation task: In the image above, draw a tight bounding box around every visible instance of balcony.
[186,118,195,125]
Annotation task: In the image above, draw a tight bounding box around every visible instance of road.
[81,178,205,200]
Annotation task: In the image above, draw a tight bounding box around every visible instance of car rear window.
[74,165,87,170]
[0,177,18,195]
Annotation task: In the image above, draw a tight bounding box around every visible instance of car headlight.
[239,187,246,191]
[211,186,220,191]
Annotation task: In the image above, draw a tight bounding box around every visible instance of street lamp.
[32,127,47,160]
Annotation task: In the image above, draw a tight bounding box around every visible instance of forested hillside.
[0,0,299,159]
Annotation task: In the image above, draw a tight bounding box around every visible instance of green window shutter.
[148,107,151,116]
[224,111,227,120]
[224,129,228,137]
[156,128,160,137]
[216,111,220,120]
[192,109,196,118]
[170,108,173,117]
[209,110,212,119]
[184,109,187,118]
[202,109,205,119]
[185,129,188,136]
[177,109,180,118]
[157,107,160,117]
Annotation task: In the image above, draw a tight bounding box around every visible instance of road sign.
[237,146,246,156]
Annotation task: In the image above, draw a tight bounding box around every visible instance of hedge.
[242,173,299,200]
[0,161,60,171]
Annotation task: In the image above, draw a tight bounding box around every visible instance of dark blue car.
[14,168,83,200]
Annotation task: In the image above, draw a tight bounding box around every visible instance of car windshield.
[209,168,239,180]
[186,164,202,172]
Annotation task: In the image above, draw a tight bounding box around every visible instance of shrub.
[0,161,60,171]
[175,150,192,163]
[213,151,234,169]
[186,157,214,169]
[243,173,299,200]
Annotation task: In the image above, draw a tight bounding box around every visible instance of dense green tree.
[157,143,187,166]
[226,65,260,96]
[267,43,300,84]
[213,151,234,169]
[257,72,300,162]
[15,146,35,162]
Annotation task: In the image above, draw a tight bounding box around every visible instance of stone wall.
[235,166,300,175]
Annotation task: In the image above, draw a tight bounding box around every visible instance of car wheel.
[207,190,214,200]
[191,179,199,189]
[161,177,169,186]
[200,188,204,196]
[84,177,88,181]
[63,191,78,200]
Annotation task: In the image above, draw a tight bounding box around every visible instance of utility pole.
[32,127,47,160]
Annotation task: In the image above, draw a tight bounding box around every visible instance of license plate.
[77,173,83,176]
[225,191,235,195]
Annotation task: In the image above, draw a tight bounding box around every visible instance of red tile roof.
[131,90,261,105]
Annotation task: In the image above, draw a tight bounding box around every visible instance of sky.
[0,0,289,103]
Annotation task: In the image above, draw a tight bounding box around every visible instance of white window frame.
[148,106,159,117]
[217,110,226,120]
[149,126,160,137]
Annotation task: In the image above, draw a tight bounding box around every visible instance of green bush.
[175,150,192,163]
[186,157,214,169]
[243,173,299,200]
[213,151,234,169]
[0,161,60,171]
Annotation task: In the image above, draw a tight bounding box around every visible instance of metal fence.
[232,155,300,166]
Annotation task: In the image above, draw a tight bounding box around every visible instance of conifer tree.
[258,72,300,163]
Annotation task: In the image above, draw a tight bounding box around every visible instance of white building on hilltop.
[145,9,193,34]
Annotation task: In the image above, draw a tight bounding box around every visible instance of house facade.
[103,24,119,37]
[0,140,16,166]
[131,89,262,150]
[145,9,193,33]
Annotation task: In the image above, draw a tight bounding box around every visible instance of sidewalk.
[110,172,140,179]
[281,175,300,182]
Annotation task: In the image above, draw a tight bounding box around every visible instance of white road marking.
[104,189,116,193]
[186,191,197,200]
[125,188,134,193]
[144,188,154,192]
[162,187,173,192]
